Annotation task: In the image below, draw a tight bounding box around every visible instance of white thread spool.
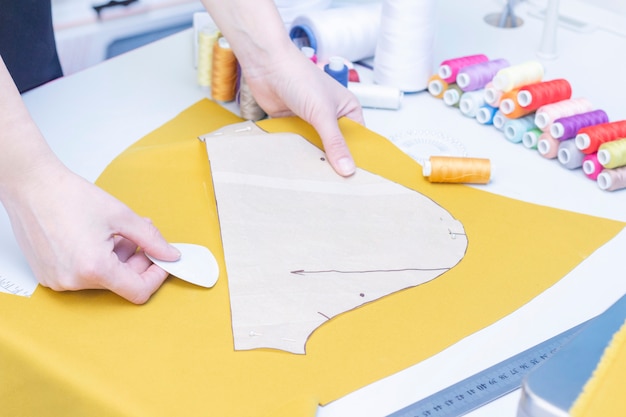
[348,82,403,110]
[374,0,436,92]
[289,3,382,63]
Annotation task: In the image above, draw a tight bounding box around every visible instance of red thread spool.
[575,120,626,154]
[516,79,572,111]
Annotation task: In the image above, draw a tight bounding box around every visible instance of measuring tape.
[387,320,592,417]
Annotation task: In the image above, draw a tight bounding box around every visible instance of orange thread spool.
[516,78,572,111]
[427,74,448,99]
[211,37,238,102]
[422,156,491,184]
[499,88,533,119]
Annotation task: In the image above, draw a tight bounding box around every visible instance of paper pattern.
[202,122,468,353]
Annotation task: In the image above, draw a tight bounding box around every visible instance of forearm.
[0,56,63,202]
[200,0,297,74]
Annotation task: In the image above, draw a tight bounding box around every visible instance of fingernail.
[336,157,356,176]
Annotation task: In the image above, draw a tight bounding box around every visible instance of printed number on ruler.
[387,320,590,417]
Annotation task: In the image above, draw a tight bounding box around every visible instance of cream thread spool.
[197,27,220,88]
[422,156,492,184]
[492,61,544,93]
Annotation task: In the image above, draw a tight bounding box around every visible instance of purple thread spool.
[550,109,610,140]
[456,59,510,92]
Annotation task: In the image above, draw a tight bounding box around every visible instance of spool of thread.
[575,120,626,154]
[476,104,498,125]
[503,114,536,143]
[428,74,448,98]
[459,90,486,118]
[597,138,626,169]
[522,127,542,149]
[492,61,544,93]
[197,27,220,87]
[211,37,238,102]
[582,153,602,180]
[422,156,491,184]
[551,109,609,140]
[456,58,509,92]
[374,0,437,91]
[289,3,382,63]
[537,132,560,159]
[443,84,463,107]
[516,79,572,111]
[301,46,317,63]
[597,166,626,191]
[557,139,585,169]
[437,54,489,83]
[324,56,349,87]
[534,98,593,131]
[237,73,266,121]
[499,89,534,119]
[484,81,503,107]
[493,110,506,131]
[348,82,403,109]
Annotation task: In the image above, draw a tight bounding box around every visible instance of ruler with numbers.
[387,319,592,417]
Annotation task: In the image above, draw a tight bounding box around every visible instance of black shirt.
[0,0,63,93]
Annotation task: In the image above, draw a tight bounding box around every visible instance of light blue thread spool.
[504,114,536,143]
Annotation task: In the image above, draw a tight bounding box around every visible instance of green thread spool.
[597,138,626,169]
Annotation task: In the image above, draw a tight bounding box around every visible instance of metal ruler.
[387,320,592,417]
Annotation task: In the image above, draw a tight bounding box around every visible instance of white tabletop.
[9,0,626,415]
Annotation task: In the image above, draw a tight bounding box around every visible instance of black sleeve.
[0,0,63,93]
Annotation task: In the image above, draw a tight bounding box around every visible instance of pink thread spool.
[534,98,593,131]
[438,54,489,83]
[484,81,503,107]
[537,132,560,159]
[597,166,626,191]
[582,153,603,180]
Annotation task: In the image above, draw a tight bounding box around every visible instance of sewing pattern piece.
[201,121,467,354]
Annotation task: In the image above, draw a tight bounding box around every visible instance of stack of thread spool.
[196,25,267,121]
[427,54,626,192]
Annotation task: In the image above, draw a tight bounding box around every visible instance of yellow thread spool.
[598,138,626,169]
[211,37,238,102]
[422,156,491,184]
[197,28,220,87]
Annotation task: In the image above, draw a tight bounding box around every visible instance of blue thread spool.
[324,56,348,87]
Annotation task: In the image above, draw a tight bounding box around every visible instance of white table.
[10,0,626,415]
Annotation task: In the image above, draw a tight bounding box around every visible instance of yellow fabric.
[570,318,626,417]
[0,99,623,417]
